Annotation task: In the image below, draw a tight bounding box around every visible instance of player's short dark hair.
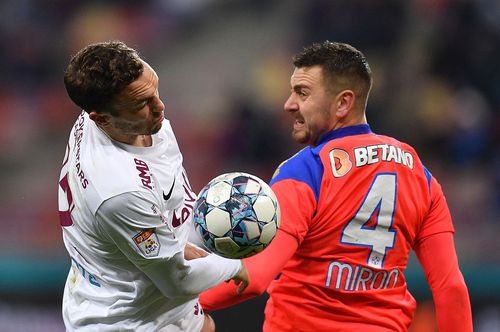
[63,41,144,113]
[293,41,373,99]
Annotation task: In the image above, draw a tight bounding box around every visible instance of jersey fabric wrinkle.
[59,111,241,331]
[264,124,453,331]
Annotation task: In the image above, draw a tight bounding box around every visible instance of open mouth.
[293,119,305,129]
[156,114,164,124]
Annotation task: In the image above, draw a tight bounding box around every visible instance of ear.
[89,111,111,127]
[334,90,355,118]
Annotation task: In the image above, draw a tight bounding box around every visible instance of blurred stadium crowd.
[0,0,498,330]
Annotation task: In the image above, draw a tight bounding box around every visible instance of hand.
[230,261,250,294]
[184,243,209,260]
[200,314,215,332]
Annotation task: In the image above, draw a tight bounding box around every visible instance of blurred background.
[0,0,498,331]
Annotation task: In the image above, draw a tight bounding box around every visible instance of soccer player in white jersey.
[58,41,249,332]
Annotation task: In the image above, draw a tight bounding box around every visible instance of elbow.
[434,276,468,295]
[160,281,200,299]
[433,278,470,307]
[160,271,200,299]
[449,278,468,293]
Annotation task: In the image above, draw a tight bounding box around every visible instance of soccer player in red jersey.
[199,41,472,331]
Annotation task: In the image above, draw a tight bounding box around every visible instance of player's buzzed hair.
[64,40,144,114]
[293,41,373,102]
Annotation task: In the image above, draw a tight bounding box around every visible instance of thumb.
[236,280,248,294]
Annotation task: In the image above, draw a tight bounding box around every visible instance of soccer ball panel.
[275,204,281,228]
[206,181,232,206]
[238,244,264,257]
[259,221,277,244]
[226,194,256,224]
[205,208,231,237]
[254,195,277,223]
[241,220,261,240]
[243,178,261,195]
[214,237,240,256]
[262,186,281,228]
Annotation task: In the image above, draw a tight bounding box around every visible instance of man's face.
[108,61,165,135]
[284,66,334,146]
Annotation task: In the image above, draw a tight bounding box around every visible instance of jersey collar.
[316,124,372,146]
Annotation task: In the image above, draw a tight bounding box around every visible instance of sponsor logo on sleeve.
[134,158,154,190]
[133,228,160,257]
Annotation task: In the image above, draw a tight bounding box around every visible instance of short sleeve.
[416,176,455,243]
[96,191,242,298]
[271,180,317,244]
[96,191,181,263]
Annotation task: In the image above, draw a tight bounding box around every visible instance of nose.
[283,94,298,113]
[152,96,165,114]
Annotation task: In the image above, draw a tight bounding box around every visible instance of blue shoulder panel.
[270,125,372,202]
[270,147,324,202]
[423,166,432,192]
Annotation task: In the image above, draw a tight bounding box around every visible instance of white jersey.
[58,111,241,331]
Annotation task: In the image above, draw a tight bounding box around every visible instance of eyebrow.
[292,84,309,91]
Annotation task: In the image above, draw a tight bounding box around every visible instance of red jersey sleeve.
[271,179,317,243]
[415,175,454,243]
[414,232,472,332]
[413,171,471,331]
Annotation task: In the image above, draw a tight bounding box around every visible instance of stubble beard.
[114,119,160,136]
[291,128,310,145]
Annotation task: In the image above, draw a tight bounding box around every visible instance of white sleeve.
[95,191,242,298]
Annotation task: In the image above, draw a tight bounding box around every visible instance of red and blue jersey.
[264,124,454,331]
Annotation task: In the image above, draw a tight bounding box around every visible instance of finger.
[237,281,248,294]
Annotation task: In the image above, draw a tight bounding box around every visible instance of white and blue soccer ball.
[193,172,280,259]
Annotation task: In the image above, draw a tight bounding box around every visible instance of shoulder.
[353,133,431,188]
[85,154,154,193]
[270,147,324,200]
[97,191,163,229]
[375,134,426,170]
[69,116,156,213]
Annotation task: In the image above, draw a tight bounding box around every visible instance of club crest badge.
[133,228,160,257]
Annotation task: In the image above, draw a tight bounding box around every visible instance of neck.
[331,113,367,132]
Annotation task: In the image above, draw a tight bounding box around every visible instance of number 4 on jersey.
[341,173,397,268]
